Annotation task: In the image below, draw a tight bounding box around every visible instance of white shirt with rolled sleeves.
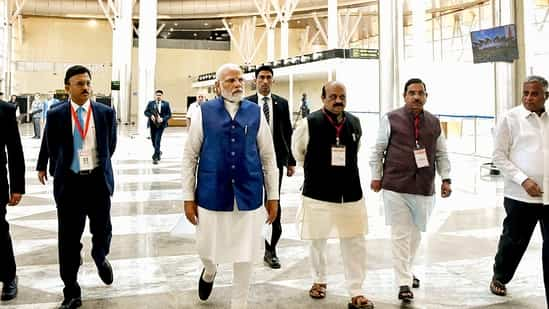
[181,99,279,263]
[493,104,549,204]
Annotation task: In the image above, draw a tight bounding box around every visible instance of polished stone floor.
[1,123,547,308]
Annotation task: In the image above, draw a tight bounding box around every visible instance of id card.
[331,146,346,166]
[78,150,93,171]
[413,148,429,168]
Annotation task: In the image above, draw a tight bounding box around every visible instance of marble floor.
[2,123,547,309]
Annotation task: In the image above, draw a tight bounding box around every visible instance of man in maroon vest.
[370,78,452,303]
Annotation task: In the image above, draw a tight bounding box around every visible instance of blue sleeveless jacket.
[196,98,264,211]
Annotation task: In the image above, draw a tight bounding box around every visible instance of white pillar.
[410,0,428,62]
[288,73,294,124]
[280,19,289,59]
[0,0,9,94]
[267,26,275,62]
[493,0,524,124]
[137,0,157,136]
[378,0,404,116]
[111,0,133,124]
[327,0,338,49]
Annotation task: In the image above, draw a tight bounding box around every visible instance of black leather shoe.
[58,296,82,309]
[97,259,113,285]
[198,268,215,301]
[264,251,281,269]
[1,276,17,301]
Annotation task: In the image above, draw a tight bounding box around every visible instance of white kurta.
[181,99,279,264]
[292,118,368,240]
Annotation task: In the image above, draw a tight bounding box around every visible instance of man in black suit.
[0,100,25,301]
[144,90,172,164]
[37,65,117,309]
[246,65,296,269]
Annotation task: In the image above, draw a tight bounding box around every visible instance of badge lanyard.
[414,114,420,148]
[71,103,92,142]
[322,109,346,146]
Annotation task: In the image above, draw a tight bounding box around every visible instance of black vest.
[302,110,363,203]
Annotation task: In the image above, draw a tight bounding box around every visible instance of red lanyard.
[322,109,346,145]
[71,103,92,141]
[414,114,420,147]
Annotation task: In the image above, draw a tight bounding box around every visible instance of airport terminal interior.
[2,0,549,308]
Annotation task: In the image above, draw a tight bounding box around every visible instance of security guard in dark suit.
[246,65,296,269]
[0,99,25,301]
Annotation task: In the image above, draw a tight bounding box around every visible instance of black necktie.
[262,97,270,124]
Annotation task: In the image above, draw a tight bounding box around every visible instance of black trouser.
[150,126,165,159]
[265,167,284,256]
[0,202,16,283]
[56,169,112,298]
[493,197,549,304]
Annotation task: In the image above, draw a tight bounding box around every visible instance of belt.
[78,169,93,175]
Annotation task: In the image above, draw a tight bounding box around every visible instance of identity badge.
[331,146,346,167]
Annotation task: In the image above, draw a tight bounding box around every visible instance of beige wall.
[13,17,113,95]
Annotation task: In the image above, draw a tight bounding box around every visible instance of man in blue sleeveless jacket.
[182,63,278,309]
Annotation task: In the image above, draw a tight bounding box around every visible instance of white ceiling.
[20,0,377,19]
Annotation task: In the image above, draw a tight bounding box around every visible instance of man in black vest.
[293,81,374,309]
[370,78,451,303]
[0,99,25,301]
[246,65,296,269]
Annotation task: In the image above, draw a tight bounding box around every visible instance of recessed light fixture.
[204,22,209,26]
[193,33,197,36]
[297,20,301,24]
[174,23,178,26]
[170,28,173,31]
[88,19,97,27]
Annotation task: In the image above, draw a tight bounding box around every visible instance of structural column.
[280,19,289,59]
[327,0,338,49]
[111,0,133,124]
[378,0,404,116]
[137,0,157,136]
[492,0,525,124]
[0,0,9,94]
[267,26,276,62]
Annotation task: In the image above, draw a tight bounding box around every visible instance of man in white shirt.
[490,75,549,303]
[182,63,278,309]
[186,92,206,128]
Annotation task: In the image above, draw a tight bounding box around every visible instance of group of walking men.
[0,62,548,309]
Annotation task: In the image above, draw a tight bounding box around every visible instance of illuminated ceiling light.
[170,28,174,31]
[88,19,97,27]
[193,33,198,37]
[174,23,178,26]
[204,22,209,26]
[296,20,301,24]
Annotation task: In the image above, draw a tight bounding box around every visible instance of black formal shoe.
[1,276,17,301]
[97,259,113,285]
[198,268,215,301]
[153,159,159,165]
[58,296,82,309]
[264,251,281,269]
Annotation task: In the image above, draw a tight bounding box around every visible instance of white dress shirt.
[70,100,98,170]
[257,93,274,133]
[493,104,549,204]
[181,99,279,201]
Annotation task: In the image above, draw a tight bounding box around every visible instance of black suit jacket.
[246,93,296,168]
[144,100,172,129]
[0,101,25,204]
[43,102,117,200]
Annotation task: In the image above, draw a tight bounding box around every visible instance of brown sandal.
[309,283,327,299]
[490,278,507,296]
[348,295,375,309]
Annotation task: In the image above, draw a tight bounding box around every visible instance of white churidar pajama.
[182,100,279,308]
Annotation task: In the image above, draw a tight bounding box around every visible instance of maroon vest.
[381,107,441,196]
